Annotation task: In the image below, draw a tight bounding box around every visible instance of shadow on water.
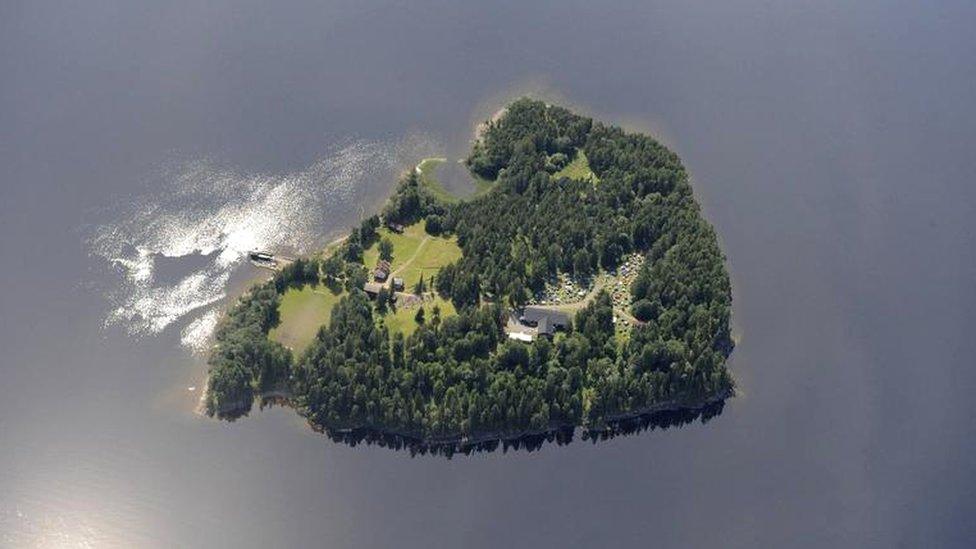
[251,397,726,458]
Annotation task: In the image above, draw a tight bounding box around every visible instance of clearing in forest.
[269,284,343,352]
[362,222,462,290]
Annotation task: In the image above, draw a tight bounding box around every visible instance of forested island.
[205,99,734,454]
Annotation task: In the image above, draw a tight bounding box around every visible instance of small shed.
[392,277,405,291]
[387,222,405,233]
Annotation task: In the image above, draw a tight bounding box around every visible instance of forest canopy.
[205,99,734,448]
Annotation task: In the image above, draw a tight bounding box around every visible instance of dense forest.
[206,99,733,447]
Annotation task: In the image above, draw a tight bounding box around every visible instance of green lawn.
[363,222,462,289]
[553,150,598,183]
[382,295,456,337]
[269,284,343,353]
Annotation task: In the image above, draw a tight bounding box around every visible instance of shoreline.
[202,99,735,452]
[474,107,507,142]
[193,231,352,416]
[234,387,733,451]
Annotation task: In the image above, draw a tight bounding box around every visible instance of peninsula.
[205,99,734,452]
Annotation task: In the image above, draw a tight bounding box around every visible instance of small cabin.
[374,259,391,282]
[363,282,385,297]
[392,277,405,292]
[387,222,405,234]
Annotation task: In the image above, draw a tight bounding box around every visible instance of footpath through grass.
[362,223,462,289]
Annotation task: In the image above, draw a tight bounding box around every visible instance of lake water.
[2,1,975,547]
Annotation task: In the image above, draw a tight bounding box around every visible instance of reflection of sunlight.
[88,139,405,346]
[3,507,100,548]
[2,488,142,548]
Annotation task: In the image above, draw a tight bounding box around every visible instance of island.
[204,99,734,454]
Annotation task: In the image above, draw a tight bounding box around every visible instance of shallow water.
[2,1,975,547]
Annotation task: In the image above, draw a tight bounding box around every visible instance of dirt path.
[390,235,431,278]
[527,277,640,325]
[534,277,606,314]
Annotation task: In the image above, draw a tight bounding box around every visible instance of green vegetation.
[418,156,496,201]
[469,171,496,197]
[362,222,461,289]
[206,99,734,449]
[383,296,456,337]
[416,157,458,204]
[553,150,597,182]
[269,284,344,352]
[204,281,291,418]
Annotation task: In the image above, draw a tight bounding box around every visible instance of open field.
[382,295,456,337]
[363,223,462,289]
[269,284,343,353]
[554,150,597,183]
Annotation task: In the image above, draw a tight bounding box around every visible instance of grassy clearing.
[394,236,462,289]
[382,296,457,337]
[362,223,462,289]
[554,150,597,183]
[269,284,344,353]
[363,224,426,273]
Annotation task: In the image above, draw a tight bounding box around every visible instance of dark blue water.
[2,1,975,546]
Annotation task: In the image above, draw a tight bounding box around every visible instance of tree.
[359,215,380,244]
[632,299,657,322]
[378,237,394,263]
[414,307,426,325]
[573,249,591,279]
[322,254,342,282]
[302,258,320,283]
[414,274,426,295]
[425,214,443,235]
[344,264,367,293]
[507,279,528,309]
[376,288,390,314]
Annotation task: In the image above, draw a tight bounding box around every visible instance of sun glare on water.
[86,137,433,354]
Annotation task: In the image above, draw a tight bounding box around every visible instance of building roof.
[507,331,534,342]
[537,316,552,335]
[521,306,570,326]
[363,282,385,295]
